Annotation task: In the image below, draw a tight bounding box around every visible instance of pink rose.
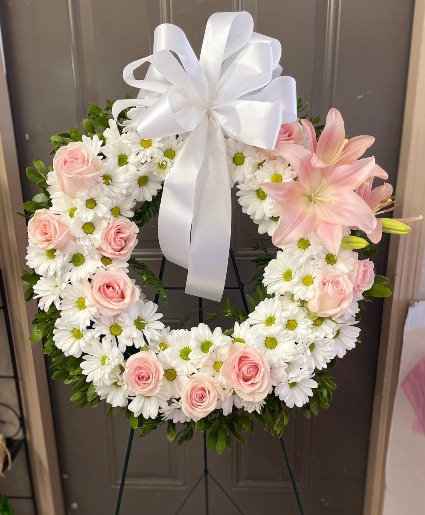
[261,122,303,158]
[125,351,164,396]
[27,209,74,250]
[98,218,138,261]
[180,374,224,422]
[221,345,271,402]
[84,268,139,316]
[308,269,354,318]
[53,142,104,197]
[351,259,375,298]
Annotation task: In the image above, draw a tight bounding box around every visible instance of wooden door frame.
[364,0,425,513]
[0,53,65,513]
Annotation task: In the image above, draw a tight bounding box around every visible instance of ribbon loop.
[114,11,297,301]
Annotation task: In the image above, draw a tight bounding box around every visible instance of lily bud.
[340,235,369,250]
[381,218,411,235]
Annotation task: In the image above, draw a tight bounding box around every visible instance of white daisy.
[279,304,313,343]
[131,164,163,202]
[103,122,140,173]
[163,329,197,374]
[160,400,191,423]
[159,135,185,164]
[157,353,189,400]
[248,297,283,328]
[310,316,337,340]
[26,244,66,277]
[332,320,360,358]
[149,327,172,353]
[92,315,131,352]
[122,129,162,161]
[80,340,124,386]
[301,338,335,370]
[53,317,94,358]
[234,396,266,414]
[231,321,256,346]
[46,170,64,199]
[318,249,358,274]
[255,157,295,184]
[252,325,296,362]
[70,214,107,247]
[256,214,281,236]
[63,241,102,282]
[226,138,257,184]
[95,379,129,408]
[98,254,130,272]
[191,324,231,364]
[292,263,319,301]
[100,161,135,194]
[118,300,165,347]
[237,178,276,220]
[150,154,172,179]
[127,394,167,419]
[108,195,136,219]
[122,106,147,131]
[82,134,103,157]
[59,282,98,326]
[75,185,111,221]
[51,194,78,220]
[200,345,232,384]
[281,233,325,264]
[33,274,67,311]
[275,373,317,408]
[263,252,297,296]
[334,301,360,323]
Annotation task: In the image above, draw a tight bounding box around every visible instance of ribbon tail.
[185,120,231,301]
[158,117,208,269]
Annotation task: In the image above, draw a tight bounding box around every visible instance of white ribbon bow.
[113,11,297,301]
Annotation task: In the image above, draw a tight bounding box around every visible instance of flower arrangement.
[22,12,420,453]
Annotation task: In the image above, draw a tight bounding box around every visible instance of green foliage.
[128,258,167,303]
[0,494,14,515]
[132,190,163,228]
[23,159,51,212]
[250,239,275,289]
[206,297,248,324]
[21,269,40,301]
[297,98,324,136]
[50,127,83,155]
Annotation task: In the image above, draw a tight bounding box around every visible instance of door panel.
[0,0,414,513]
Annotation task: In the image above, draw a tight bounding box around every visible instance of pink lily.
[261,145,378,254]
[302,108,388,179]
[355,179,422,242]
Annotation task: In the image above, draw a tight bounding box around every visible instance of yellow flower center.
[265,337,278,349]
[214,361,223,372]
[72,328,83,339]
[102,174,112,185]
[82,222,95,234]
[326,253,337,265]
[101,256,112,266]
[165,369,177,381]
[159,342,168,351]
[71,253,85,266]
[138,175,149,187]
[303,275,314,286]
[233,152,245,165]
[264,316,276,327]
[286,319,297,330]
[85,198,96,209]
[111,206,121,217]
[200,340,213,353]
[110,324,122,336]
[76,297,86,310]
[164,148,176,160]
[180,347,191,361]
[271,173,282,183]
[45,249,56,259]
[117,154,128,166]
[233,337,245,344]
[134,317,146,331]
[141,139,152,148]
[297,238,310,250]
[256,188,267,200]
[68,207,77,218]
[283,269,293,281]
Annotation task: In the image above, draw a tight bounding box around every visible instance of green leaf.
[166,421,176,442]
[32,192,49,204]
[366,283,392,298]
[69,127,82,141]
[206,426,219,449]
[374,275,390,286]
[30,325,44,344]
[21,270,40,286]
[128,258,167,302]
[33,159,46,174]
[86,383,98,402]
[216,426,228,454]
[130,415,139,429]
[23,201,40,212]
[83,118,96,133]
[24,286,34,301]
[132,190,163,228]
[26,166,45,183]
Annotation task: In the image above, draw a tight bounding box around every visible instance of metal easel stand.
[114,249,305,515]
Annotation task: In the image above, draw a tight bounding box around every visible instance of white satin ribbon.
[113,11,297,301]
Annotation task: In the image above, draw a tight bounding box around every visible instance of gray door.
[0,0,414,513]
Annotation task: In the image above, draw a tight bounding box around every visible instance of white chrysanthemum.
[252,325,296,362]
[95,379,129,408]
[108,195,136,219]
[316,249,357,274]
[292,263,319,301]
[191,324,232,364]
[248,297,283,328]
[82,134,103,156]
[275,372,317,408]
[281,233,325,264]
[160,400,191,423]
[53,317,93,358]
[332,320,360,358]
[63,241,102,282]
[280,304,313,343]
[103,123,140,171]
[263,252,297,296]
[255,157,295,184]
[200,344,231,384]
[301,338,335,370]
[26,245,66,277]
[234,396,266,414]
[131,165,163,202]
[231,321,256,346]
[334,301,360,323]
[122,106,147,131]
[80,340,123,386]
[157,353,189,400]
[33,274,67,311]
[98,254,130,272]
[128,394,167,419]
[159,136,185,164]
[70,214,107,246]
[149,327,172,353]
[46,170,63,199]
[100,161,135,194]
[237,178,276,220]
[163,329,197,374]
[255,214,281,236]
[226,138,257,184]
[150,155,172,179]
[118,300,165,347]
[92,315,133,352]
[59,283,98,326]
[75,185,111,221]
[310,316,337,340]
[51,194,78,220]
[122,129,162,161]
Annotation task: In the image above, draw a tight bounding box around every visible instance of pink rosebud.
[308,269,354,318]
[125,351,164,397]
[98,218,138,261]
[351,259,375,298]
[221,345,271,402]
[180,373,224,422]
[261,122,304,159]
[27,209,74,250]
[84,268,139,316]
[53,142,104,197]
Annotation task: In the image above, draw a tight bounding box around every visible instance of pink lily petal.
[316,108,345,165]
[368,219,383,244]
[368,183,393,210]
[318,191,377,234]
[337,135,375,165]
[272,207,317,248]
[315,221,343,254]
[261,180,303,205]
[277,144,315,182]
[324,157,376,191]
[372,163,388,180]
[300,119,317,152]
